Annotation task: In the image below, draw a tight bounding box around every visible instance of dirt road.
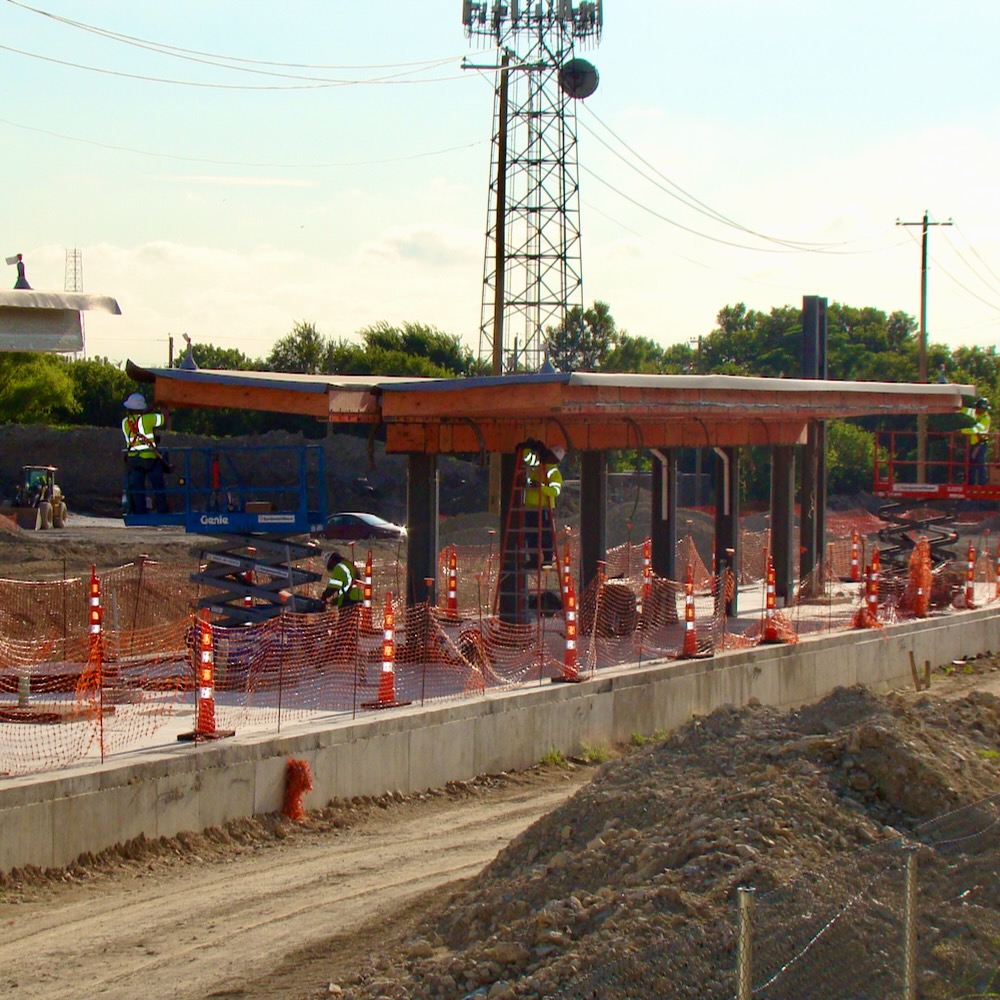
[0,767,592,1000]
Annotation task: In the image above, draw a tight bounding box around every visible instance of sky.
[2,0,999,369]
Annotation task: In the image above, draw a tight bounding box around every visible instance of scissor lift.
[124,444,328,625]
[873,428,999,567]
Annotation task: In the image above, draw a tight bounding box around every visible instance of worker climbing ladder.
[494,442,566,624]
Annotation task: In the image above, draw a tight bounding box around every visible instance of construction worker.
[322,551,364,609]
[121,392,170,514]
[521,441,565,568]
[961,396,991,486]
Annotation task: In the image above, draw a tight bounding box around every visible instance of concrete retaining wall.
[2,607,997,873]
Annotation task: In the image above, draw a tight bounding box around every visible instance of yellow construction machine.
[0,465,68,530]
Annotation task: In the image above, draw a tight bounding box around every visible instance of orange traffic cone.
[363,593,411,710]
[554,577,582,683]
[446,545,459,620]
[850,530,860,582]
[360,549,375,632]
[178,608,235,742]
[679,564,699,658]
[965,541,976,609]
[762,554,779,642]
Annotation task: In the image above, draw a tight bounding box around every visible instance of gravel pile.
[329,671,1000,1000]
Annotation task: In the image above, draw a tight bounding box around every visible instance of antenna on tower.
[463,0,602,375]
[65,247,86,358]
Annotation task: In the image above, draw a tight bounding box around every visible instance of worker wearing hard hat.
[322,551,364,609]
[961,396,992,486]
[521,441,566,569]
[121,392,170,514]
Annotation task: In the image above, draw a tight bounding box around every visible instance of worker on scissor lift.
[960,396,991,486]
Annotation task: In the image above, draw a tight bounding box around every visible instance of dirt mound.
[329,674,1000,1000]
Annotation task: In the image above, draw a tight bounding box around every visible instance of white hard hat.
[552,445,566,461]
[123,392,147,410]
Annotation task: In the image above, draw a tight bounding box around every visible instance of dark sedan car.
[317,511,407,541]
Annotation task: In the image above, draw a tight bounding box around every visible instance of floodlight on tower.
[463,1,602,374]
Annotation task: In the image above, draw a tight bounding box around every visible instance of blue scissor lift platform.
[125,444,329,625]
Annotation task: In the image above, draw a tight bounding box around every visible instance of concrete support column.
[801,295,828,594]
[579,450,607,594]
[650,448,677,581]
[713,446,740,616]
[405,453,439,606]
[770,445,795,605]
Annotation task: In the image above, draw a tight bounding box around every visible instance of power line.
[580,105,887,253]
[4,0,463,72]
[0,114,487,168]
[583,164,909,257]
[0,41,467,89]
[942,228,1000,300]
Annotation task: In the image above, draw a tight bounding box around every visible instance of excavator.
[0,465,69,530]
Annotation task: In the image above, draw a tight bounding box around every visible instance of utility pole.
[897,211,953,474]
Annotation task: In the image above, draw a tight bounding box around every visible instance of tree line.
[2,302,994,496]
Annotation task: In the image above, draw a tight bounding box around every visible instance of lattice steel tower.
[463,1,602,374]
[64,247,83,292]
[65,247,86,356]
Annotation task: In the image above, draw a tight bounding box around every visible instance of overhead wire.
[942,227,1000,300]
[580,104,890,253]
[4,0,465,72]
[0,41,468,88]
[902,229,1000,314]
[0,114,487,167]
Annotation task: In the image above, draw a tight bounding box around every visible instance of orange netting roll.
[282,757,313,822]
[901,537,932,618]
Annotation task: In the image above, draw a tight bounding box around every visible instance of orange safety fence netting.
[3,528,1000,777]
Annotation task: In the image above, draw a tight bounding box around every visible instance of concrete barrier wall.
[1,607,997,873]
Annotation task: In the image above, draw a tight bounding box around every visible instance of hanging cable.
[4,0,466,73]
[580,104,891,252]
[0,114,486,168]
[0,41,467,89]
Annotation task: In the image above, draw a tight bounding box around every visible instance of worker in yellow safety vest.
[520,441,566,568]
[121,392,170,514]
[323,552,365,609]
[961,396,991,485]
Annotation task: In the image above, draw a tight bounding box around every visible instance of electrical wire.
[4,0,466,73]
[582,165,909,257]
[902,229,1000,313]
[0,114,486,167]
[580,104,888,253]
[0,41,468,89]
[943,228,1000,300]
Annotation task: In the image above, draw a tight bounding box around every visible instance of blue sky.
[2,0,999,368]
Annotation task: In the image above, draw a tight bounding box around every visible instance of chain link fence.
[556,793,1000,999]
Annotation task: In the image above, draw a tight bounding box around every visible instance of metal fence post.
[737,886,755,1000]
[903,849,918,1000]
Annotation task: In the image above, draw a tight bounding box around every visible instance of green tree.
[357,322,480,375]
[545,301,619,372]
[603,333,668,373]
[268,321,331,374]
[180,342,262,371]
[0,354,78,423]
[62,357,133,426]
[826,420,876,495]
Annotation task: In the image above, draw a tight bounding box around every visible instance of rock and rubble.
[321,669,999,1000]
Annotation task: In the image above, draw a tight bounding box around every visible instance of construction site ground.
[0,511,996,999]
[0,426,997,998]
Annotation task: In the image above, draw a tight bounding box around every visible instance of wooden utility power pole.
[897,211,953,475]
